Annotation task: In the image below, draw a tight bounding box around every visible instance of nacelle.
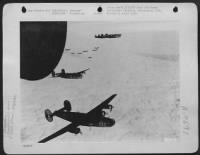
[64,100,72,112]
[101,110,106,116]
[104,104,113,111]
[68,127,81,134]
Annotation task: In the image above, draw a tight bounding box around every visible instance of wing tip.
[38,140,45,143]
[112,94,117,97]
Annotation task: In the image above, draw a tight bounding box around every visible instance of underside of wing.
[38,123,77,143]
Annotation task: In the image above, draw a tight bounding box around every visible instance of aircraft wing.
[87,94,117,116]
[78,68,90,74]
[55,73,61,77]
[51,73,60,78]
[38,123,78,143]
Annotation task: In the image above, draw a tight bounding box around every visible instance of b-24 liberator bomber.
[39,94,117,143]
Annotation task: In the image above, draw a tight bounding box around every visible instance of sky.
[21,21,180,143]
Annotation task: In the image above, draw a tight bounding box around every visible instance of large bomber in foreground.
[39,94,117,143]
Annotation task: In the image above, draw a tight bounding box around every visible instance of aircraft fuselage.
[53,109,115,127]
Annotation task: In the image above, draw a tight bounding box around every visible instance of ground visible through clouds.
[21,22,180,143]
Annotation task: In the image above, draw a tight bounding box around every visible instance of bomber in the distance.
[51,68,89,79]
[95,33,121,38]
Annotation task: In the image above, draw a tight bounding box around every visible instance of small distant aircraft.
[95,34,121,38]
[82,50,88,53]
[92,47,100,51]
[38,94,117,143]
[51,68,89,79]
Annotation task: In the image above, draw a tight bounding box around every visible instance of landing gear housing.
[64,100,72,112]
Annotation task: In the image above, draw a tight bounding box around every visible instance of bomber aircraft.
[39,94,117,143]
[95,34,121,38]
[51,68,89,79]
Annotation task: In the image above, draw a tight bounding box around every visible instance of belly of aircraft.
[55,111,115,127]
[81,118,115,127]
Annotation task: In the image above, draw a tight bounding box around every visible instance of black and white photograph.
[20,21,180,143]
[3,3,198,154]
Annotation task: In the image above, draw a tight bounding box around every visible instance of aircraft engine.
[64,100,72,112]
[104,104,113,111]
[108,105,113,110]
[101,111,106,116]
[74,128,81,134]
[69,127,81,134]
